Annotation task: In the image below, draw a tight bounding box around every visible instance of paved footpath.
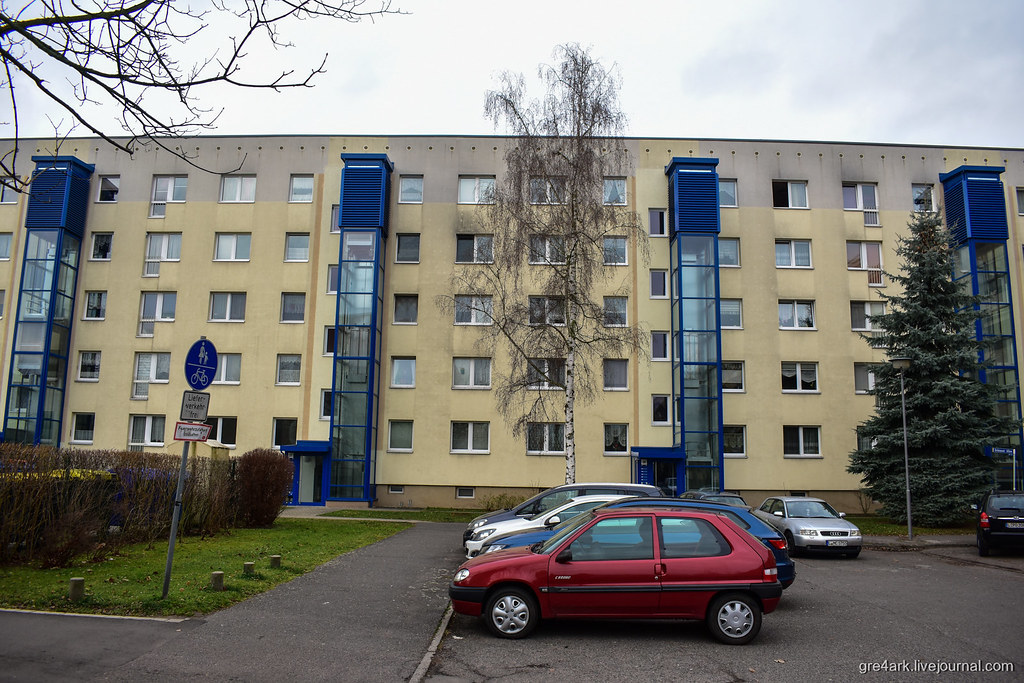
[0,521,466,683]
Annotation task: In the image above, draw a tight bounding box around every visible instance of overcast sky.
[14,0,1024,148]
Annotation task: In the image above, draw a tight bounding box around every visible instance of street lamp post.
[891,356,913,540]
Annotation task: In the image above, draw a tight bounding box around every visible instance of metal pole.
[899,369,913,540]
[162,440,190,599]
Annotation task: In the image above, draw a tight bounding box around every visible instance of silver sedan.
[753,496,862,558]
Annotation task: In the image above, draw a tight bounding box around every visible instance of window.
[724,425,746,458]
[719,179,737,207]
[719,237,740,267]
[214,233,251,261]
[456,487,475,499]
[220,175,256,203]
[456,234,493,263]
[285,233,309,262]
[603,236,627,265]
[143,233,181,276]
[394,294,418,324]
[399,175,423,203]
[150,175,187,217]
[342,232,373,263]
[97,175,119,202]
[782,362,818,392]
[280,293,305,322]
[389,421,414,451]
[0,290,4,317]
[649,209,666,237]
[276,354,301,385]
[912,184,935,212]
[603,297,627,326]
[527,423,565,454]
[209,292,246,322]
[775,240,812,268]
[319,390,332,420]
[453,357,491,389]
[843,182,879,226]
[289,174,314,202]
[138,292,175,336]
[330,204,340,232]
[132,352,170,399]
[527,358,565,390]
[778,300,815,329]
[1017,188,1024,215]
[78,351,101,381]
[212,354,241,384]
[772,180,808,208]
[854,363,876,394]
[783,425,820,457]
[652,395,670,424]
[204,417,237,446]
[391,357,416,388]
[273,418,297,449]
[721,299,742,329]
[84,291,106,320]
[0,233,9,259]
[847,241,884,286]
[396,234,420,263]
[326,265,339,293]
[529,176,566,204]
[323,327,337,355]
[529,296,565,325]
[529,235,566,264]
[451,421,489,453]
[604,424,628,454]
[129,415,165,451]
[603,359,627,390]
[850,301,885,330]
[91,233,112,260]
[0,181,17,203]
[72,413,95,443]
[651,331,669,361]
[455,295,493,325]
[458,176,495,204]
[603,178,626,205]
[722,361,744,391]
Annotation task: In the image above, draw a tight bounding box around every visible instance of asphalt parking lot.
[426,547,1024,682]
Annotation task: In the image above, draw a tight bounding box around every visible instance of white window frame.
[528,296,565,326]
[842,182,880,226]
[719,179,738,207]
[649,209,667,237]
[721,299,742,329]
[652,395,670,425]
[603,236,627,265]
[722,361,745,392]
[289,174,314,203]
[723,425,746,458]
[398,175,423,204]
[847,241,884,286]
[783,425,821,458]
[132,352,170,399]
[214,233,251,261]
[603,178,626,205]
[719,237,740,267]
[209,292,246,322]
[396,233,420,263]
[84,291,107,320]
[456,487,476,499]
[850,301,885,331]
[0,180,18,204]
[912,184,935,213]
[273,418,298,449]
[854,363,876,394]
[318,390,332,421]
[212,353,241,384]
[138,292,175,336]
[772,180,808,209]
[455,234,493,264]
[1016,188,1024,215]
[452,357,491,389]
[603,296,627,327]
[454,295,493,325]
[651,331,669,361]
[781,361,819,393]
[391,357,416,388]
[527,422,566,454]
[129,414,165,451]
[77,351,101,382]
[775,239,812,268]
[143,232,181,276]
[326,265,339,294]
[451,421,490,454]
[150,175,187,217]
[276,354,301,385]
[603,359,628,391]
[394,294,418,324]
[388,420,414,451]
[91,232,113,261]
[285,233,310,262]
[529,235,566,264]
[204,416,238,446]
[529,176,566,205]
[220,175,256,203]
[280,292,305,323]
[97,175,119,203]
[778,300,816,330]
[71,413,95,444]
[458,176,495,204]
[603,423,628,455]
[0,233,9,260]
[526,358,565,390]
[330,204,340,232]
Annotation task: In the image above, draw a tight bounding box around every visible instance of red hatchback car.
[449,507,782,645]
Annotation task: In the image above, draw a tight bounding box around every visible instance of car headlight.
[471,528,495,542]
[849,527,861,537]
[470,519,488,530]
[798,528,819,537]
[483,544,506,554]
[454,569,470,582]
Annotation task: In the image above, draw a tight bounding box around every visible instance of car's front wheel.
[706,592,762,645]
[784,531,799,556]
[483,587,538,639]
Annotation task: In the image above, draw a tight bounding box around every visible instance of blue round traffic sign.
[185,338,218,391]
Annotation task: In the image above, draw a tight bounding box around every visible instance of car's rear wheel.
[977,531,990,557]
[483,587,538,639]
[706,592,762,645]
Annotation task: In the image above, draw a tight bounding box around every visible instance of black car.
[975,490,1024,556]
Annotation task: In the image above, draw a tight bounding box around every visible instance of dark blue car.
[477,497,796,588]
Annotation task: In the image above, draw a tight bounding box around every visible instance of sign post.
[162,338,218,600]
[992,447,1017,489]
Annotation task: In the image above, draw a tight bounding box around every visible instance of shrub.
[236,449,293,527]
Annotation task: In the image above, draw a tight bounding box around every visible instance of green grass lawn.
[320,508,481,523]
[848,515,973,536]
[0,518,409,617]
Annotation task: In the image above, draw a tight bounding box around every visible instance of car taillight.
[768,538,788,551]
[763,567,777,580]
[979,512,990,529]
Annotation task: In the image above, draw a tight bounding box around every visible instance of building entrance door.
[297,455,323,503]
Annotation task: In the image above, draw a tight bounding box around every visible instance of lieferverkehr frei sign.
[180,391,210,422]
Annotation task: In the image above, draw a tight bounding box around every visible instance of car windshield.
[535,511,594,553]
[989,495,1024,513]
[786,500,841,518]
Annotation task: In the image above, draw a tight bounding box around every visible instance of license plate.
[1005,522,1024,529]
[826,540,848,547]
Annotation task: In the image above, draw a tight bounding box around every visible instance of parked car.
[465,495,628,557]
[753,496,862,558]
[462,482,664,544]
[680,490,748,507]
[450,507,782,644]
[974,490,1024,556]
[479,497,796,589]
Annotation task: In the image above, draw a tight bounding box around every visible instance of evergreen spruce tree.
[848,211,1018,526]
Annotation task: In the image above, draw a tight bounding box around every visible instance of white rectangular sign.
[180,391,210,421]
[174,421,212,442]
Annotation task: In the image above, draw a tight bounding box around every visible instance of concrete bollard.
[243,562,254,575]
[270,555,281,569]
[211,571,224,591]
[69,577,85,602]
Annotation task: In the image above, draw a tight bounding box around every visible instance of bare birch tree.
[0,0,396,193]
[438,44,646,484]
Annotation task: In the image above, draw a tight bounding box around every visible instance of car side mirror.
[545,516,561,527]
[970,504,978,511]
[556,548,573,563]
[773,511,784,517]
[839,512,846,518]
